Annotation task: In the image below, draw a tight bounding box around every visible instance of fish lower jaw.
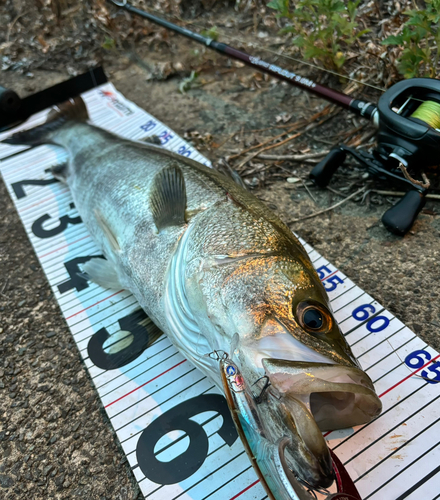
[260,391,334,489]
[263,360,383,432]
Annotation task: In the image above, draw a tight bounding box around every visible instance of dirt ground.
[1,3,440,500]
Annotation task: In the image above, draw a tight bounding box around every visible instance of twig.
[372,189,440,200]
[326,186,347,197]
[398,162,430,189]
[256,151,327,161]
[229,105,333,161]
[214,131,237,150]
[242,162,275,176]
[289,187,366,224]
[235,131,301,171]
[6,11,29,45]
[228,122,304,160]
[236,114,337,171]
[347,128,376,148]
[302,179,318,204]
[0,279,9,298]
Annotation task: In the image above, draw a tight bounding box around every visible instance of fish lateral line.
[212,251,285,267]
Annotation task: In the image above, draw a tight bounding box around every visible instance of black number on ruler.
[11,178,59,199]
[32,203,82,239]
[57,255,104,294]
[136,394,238,484]
[87,309,152,370]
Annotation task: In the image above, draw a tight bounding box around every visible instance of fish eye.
[296,301,331,333]
[303,308,323,329]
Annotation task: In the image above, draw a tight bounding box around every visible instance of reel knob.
[381,190,426,235]
[310,147,346,187]
[0,85,21,114]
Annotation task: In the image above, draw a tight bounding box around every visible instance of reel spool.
[409,100,440,128]
[311,78,440,235]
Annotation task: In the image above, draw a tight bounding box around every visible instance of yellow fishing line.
[410,100,440,129]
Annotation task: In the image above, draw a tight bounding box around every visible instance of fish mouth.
[258,358,382,488]
[262,358,382,431]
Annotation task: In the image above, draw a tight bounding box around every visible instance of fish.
[5,97,382,498]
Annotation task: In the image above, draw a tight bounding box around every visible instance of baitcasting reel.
[310,79,440,235]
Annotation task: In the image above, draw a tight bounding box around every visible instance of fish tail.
[2,96,89,146]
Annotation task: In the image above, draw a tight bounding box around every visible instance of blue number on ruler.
[140,120,157,132]
[316,265,344,292]
[405,349,440,384]
[178,145,192,157]
[159,130,174,144]
[352,304,390,332]
[316,265,331,280]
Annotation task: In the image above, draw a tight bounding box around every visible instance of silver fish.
[5,98,382,498]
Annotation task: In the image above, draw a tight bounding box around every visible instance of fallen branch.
[289,187,366,224]
[372,189,440,200]
[398,162,430,190]
[236,114,338,171]
[229,105,333,161]
[256,151,327,161]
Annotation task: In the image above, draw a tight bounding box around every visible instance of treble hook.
[252,375,271,404]
[207,350,228,361]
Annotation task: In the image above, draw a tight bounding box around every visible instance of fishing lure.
[218,352,362,500]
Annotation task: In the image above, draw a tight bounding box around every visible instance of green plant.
[102,37,116,50]
[201,26,220,41]
[382,0,440,79]
[268,0,369,71]
[179,70,200,93]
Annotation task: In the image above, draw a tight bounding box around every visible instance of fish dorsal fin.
[150,163,187,232]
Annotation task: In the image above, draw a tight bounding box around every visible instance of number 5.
[323,275,344,292]
[421,361,440,384]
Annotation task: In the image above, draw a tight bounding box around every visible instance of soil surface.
[1,3,440,500]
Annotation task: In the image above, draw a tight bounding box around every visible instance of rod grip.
[381,190,426,235]
[310,148,346,187]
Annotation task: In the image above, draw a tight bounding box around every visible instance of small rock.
[17,301,26,307]
[43,465,53,476]
[0,474,14,488]
[54,473,65,488]
[46,331,56,338]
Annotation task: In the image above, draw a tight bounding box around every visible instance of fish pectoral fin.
[94,209,121,252]
[103,309,164,355]
[150,162,187,232]
[81,257,123,290]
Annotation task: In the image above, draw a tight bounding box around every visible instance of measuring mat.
[1,83,439,500]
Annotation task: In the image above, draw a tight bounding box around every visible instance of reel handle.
[381,190,426,236]
[310,147,346,187]
[0,85,20,114]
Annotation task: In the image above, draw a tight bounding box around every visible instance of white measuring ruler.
[0,83,439,500]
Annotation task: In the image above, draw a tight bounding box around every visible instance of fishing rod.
[108,0,440,235]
